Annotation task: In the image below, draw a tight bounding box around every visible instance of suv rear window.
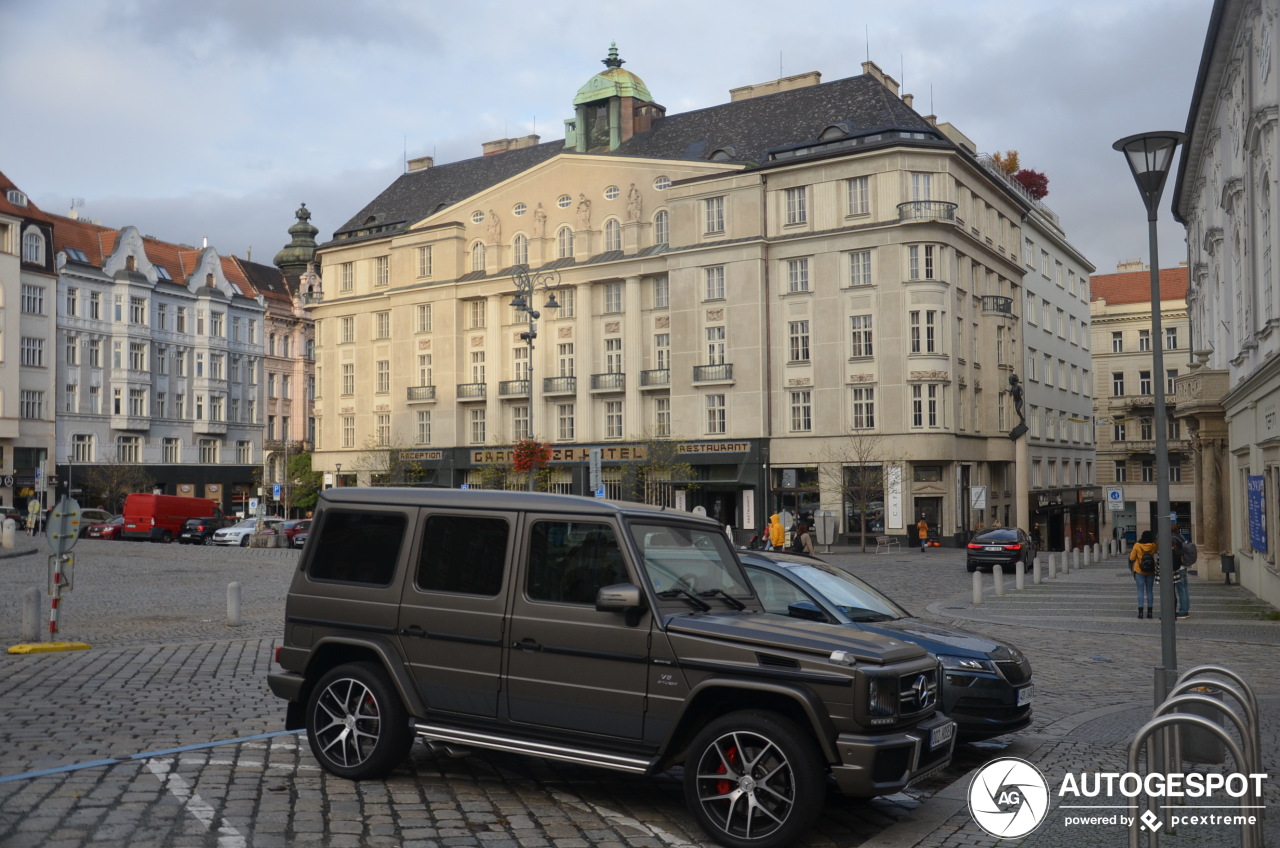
[308,510,406,585]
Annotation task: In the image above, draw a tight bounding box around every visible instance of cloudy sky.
[2,0,1211,275]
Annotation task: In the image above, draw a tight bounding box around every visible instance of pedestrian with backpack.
[1172,521,1196,620]
[1129,529,1158,619]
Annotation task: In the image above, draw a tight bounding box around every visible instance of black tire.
[204,536,215,546]
[684,711,825,848]
[239,535,250,547]
[305,661,413,780]
[158,530,173,544]
[966,562,977,573]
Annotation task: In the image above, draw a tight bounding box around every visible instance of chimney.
[730,71,822,102]
[902,93,913,109]
[482,134,541,156]
[1116,259,1148,272]
[860,60,899,96]
[407,156,434,172]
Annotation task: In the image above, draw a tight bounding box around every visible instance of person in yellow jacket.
[1129,529,1158,619]
[767,514,785,551]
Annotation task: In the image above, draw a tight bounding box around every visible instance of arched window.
[604,219,621,252]
[654,210,669,246]
[22,229,44,264]
[513,233,528,266]
[471,242,486,273]
[557,226,574,259]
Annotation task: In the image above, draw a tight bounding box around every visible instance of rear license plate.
[930,721,955,749]
[1017,686,1034,706]
[985,546,1002,551]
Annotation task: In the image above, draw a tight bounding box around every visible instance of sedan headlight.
[937,654,994,673]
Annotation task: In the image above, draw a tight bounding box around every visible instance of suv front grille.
[898,668,939,716]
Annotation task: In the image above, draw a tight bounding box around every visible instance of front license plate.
[1017,686,1034,706]
[930,721,955,749]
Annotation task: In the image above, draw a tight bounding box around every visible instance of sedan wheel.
[239,535,250,547]
[684,711,823,848]
[305,662,412,780]
[204,536,215,546]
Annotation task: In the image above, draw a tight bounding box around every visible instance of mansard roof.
[1090,266,1190,306]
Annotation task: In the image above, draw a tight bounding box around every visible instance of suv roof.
[319,486,688,521]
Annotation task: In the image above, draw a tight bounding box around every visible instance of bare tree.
[79,460,156,514]
[350,435,428,487]
[618,435,699,507]
[821,433,887,553]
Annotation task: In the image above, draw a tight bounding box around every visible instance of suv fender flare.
[664,678,841,764]
[302,634,426,719]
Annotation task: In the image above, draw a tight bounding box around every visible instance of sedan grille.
[996,659,1032,686]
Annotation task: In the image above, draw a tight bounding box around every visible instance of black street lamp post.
[509,265,562,491]
[1113,130,1186,705]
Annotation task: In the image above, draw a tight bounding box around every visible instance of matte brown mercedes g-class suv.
[270,488,955,848]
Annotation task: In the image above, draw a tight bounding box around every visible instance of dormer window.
[819,122,853,141]
[709,147,736,161]
[207,273,215,287]
[22,229,44,264]
[6,189,28,207]
[125,255,137,272]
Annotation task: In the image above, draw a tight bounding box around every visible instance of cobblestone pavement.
[1,538,1278,847]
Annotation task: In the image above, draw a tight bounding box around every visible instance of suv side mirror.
[787,600,830,623]
[596,583,647,626]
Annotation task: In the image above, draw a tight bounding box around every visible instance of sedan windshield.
[788,565,908,620]
[631,523,753,599]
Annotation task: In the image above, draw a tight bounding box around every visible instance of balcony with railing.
[590,372,626,392]
[456,382,487,401]
[406,385,436,402]
[542,375,577,395]
[640,369,670,389]
[897,200,958,224]
[981,295,1014,317]
[693,363,734,383]
[499,379,531,398]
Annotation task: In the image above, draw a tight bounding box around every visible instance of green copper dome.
[573,43,652,106]
[273,202,319,274]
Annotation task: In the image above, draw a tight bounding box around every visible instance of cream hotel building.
[311,48,1094,545]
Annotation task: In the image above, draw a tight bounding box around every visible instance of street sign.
[589,448,602,492]
[248,498,259,512]
[969,486,988,510]
[273,483,281,500]
[3,475,12,487]
[460,484,469,490]
[594,483,606,499]
[46,497,81,556]
[1106,486,1125,511]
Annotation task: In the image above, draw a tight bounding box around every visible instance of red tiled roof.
[1090,266,1188,306]
[0,170,57,224]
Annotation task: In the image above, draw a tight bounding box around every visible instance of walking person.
[917,515,930,552]
[1171,521,1194,620]
[1129,530,1158,619]
[767,513,785,551]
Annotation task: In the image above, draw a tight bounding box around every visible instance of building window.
[909,310,937,353]
[63,383,76,413]
[654,210,669,246]
[849,250,872,287]
[416,304,433,333]
[341,415,355,448]
[199,438,219,464]
[604,282,623,313]
[1113,422,1127,442]
[847,176,869,215]
[376,413,391,446]
[911,384,940,428]
[1141,459,1155,482]
[788,321,810,362]
[66,288,78,317]
[416,410,432,444]
[89,291,101,320]
[557,403,575,440]
[704,266,726,300]
[237,441,251,464]
[1140,419,1154,440]
[558,343,575,377]
[129,296,146,324]
[787,258,809,293]
[19,338,43,367]
[375,311,391,339]
[1112,372,1125,397]
[654,275,669,308]
[418,354,433,386]
[513,405,530,441]
[19,390,43,419]
[467,300,486,329]
[704,196,725,234]
[605,400,623,439]
[20,284,44,314]
[340,316,354,344]
[1165,326,1178,349]
[844,314,874,358]
[557,226,574,258]
[374,255,390,287]
[655,333,670,371]
[418,246,433,277]
[129,342,146,371]
[512,234,528,266]
[1139,370,1152,395]
[911,172,933,200]
[342,363,355,396]
[117,436,141,463]
[604,337,623,373]
[789,390,812,431]
[706,326,726,365]
[1111,331,1123,353]
[376,361,390,394]
[22,229,44,264]
[908,245,936,280]
[72,434,94,463]
[513,346,530,381]
[1170,461,1182,482]
[851,387,875,429]
[1138,329,1151,352]
[784,187,807,225]
[706,394,726,434]
[996,326,1005,365]
[470,243,486,273]
[161,437,180,464]
[604,218,621,252]
[655,397,671,437]
[470,351,486,384]
[175,393,185,419]
[1167,369,1178,394]
[340,262,354,292]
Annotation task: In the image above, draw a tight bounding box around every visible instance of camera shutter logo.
[968,757,1050,838]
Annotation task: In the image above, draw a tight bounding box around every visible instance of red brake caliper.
[716,745,738,795]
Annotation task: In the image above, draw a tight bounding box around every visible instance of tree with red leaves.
[511,439,553,474]
[1014,168,1050,200]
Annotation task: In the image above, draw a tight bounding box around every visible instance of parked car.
[270,488,956,848]
[121,493,225,543]
[0,506,26,530]
[178,516,235,545]
[279,519,311,546]
[212,517,284,547]
[966,527,1036,573]
[739,550,1033,742]
[76,509,114,536]
[291,528,309,548]
[85,516,125,540]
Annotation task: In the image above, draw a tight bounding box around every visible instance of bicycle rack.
[1127,713,1259,848]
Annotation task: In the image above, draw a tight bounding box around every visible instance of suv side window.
[527,520,628,604]
[417,515,508,595]
[308,510,405,585]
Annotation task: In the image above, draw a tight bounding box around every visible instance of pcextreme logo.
[968,757,1051,839]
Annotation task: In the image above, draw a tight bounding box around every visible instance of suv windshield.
[631,522,753,600]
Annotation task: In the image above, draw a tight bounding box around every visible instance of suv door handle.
[513,638,542,651]
[402,625,426,639]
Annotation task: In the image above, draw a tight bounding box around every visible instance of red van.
[121,494,223,543]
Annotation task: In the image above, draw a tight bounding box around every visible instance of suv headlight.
[867,675,897,720]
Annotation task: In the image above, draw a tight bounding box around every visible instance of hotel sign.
[470,441,754,465]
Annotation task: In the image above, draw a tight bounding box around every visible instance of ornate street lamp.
[1113,130,1186,704]
[334,463,342,489]
[510,265,562,491]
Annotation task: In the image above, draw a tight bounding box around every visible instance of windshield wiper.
[656,587,712,611]
[843,608,896,622]
[698,588,746,610]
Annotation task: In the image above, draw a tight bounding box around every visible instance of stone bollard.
[1095,542,1102,563]
[227,581,241,628]
[1048,552,1057,579]
[993,564,1005,596]
[22,586,40,641]
[972,570,983,605]
[1032,555,1042,585]
[2,517,13,549]
[1015,560,1025,591]
[1073,547,1081,571]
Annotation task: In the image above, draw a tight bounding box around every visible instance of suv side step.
[413,722,656,774]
